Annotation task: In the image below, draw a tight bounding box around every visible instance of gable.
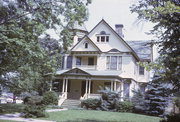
[87,19,140,60]
[63,68,90,76]
[71,36,101,52]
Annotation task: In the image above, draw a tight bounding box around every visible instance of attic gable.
[71,36,101,52]
[87,19,140,60]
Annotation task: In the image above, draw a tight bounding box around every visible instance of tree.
[131,0,180,92]
[145,74,170,116]
[0,0,91,96]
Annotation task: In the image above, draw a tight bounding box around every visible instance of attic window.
[85,42,88,48]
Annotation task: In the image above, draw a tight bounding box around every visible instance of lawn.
[40,110,161,122]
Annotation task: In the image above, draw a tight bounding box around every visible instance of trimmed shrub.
[42,91,58,105]
[23,96,43,105]
[81,98,101,110]
[22,105,47,118]
[116,101,134,112]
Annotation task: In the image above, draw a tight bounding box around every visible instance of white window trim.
[139,65,145,75]
[106,56,122,70]
[96,35,109,43]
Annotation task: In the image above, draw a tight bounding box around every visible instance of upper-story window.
[139,66,144,75]
[85,42,88,48]
[106,56,122,70]
[76,57,81,65]
[96,31,110,43]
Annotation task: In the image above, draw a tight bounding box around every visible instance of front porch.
[52,77,123,106]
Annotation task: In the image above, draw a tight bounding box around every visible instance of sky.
[85,0,155,41]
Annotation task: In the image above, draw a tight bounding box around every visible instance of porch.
[52,77,123,106]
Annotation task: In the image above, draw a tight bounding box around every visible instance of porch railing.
[80,93,101,100]
[58,92,67,106]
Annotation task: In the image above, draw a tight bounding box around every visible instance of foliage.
[42,91,58,105]
[81,98,101,110]
[115,101,134,112]
[174,97,180,112]
[0,0,91,95]
[145,75,170,116]
[0,103,25,114]
[161,114,180,122]
[22,104,47,118]
[22,95,48,118]
[131,0,180,93]
[99,88,121,111]
[131,89,147,113]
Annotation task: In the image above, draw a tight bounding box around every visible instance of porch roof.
[56,68,121,77]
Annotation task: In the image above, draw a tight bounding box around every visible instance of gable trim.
[87,19,140,61]
[71,35,102,52]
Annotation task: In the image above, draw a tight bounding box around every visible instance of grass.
[0,103,25,114]
[40,110,162,122]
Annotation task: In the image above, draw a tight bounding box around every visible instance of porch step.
[61,99,81,109]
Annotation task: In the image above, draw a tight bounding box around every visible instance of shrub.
[42,91,58,105]
[23,96,43,105]
[81,98,101,110]
[161,114,180,122]
[22,104,48,118]
[0,104,25,114]
[116,101,134,112]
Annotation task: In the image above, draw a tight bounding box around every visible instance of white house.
[52,19,153,106]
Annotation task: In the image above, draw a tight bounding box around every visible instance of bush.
[42,91,58,105]
[161,114,180,122]
[81,98,101,110]
[22,105,48,118]
[0,104,25,114]
[23,96,43,105]
[116,101,134,112]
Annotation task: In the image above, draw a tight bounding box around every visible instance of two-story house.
[52,19,152,106]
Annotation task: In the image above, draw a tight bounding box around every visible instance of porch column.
[121,82,124,101]
[62,78,65,92]
[88,79,91,94]
[111,80,113,91]
[49,80,52,91]
[85,79,88,94]
[65,78,68,93]
[114,81,117,91]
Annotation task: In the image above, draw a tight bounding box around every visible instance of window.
[85,42,88,48]
[78,38,82,41]
[139,66,144,75]
[101,36,105,42]
[110,56,117,70]
[106,56,122,70]
[76,57,81,65]
[88,57,94,65]
[97,36,100,42]
[106,36,109,42]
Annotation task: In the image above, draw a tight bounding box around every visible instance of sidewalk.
[0,108,67,122]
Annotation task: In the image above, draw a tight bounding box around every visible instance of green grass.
[40,110,161,122]
[0,103,25,114]
[0,120,16,122]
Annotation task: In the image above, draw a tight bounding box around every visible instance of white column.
[85,79,88,94]
[49,80,52,91]
[111,80,113,91]
[114,81,117,91]
[121,82,124,101]
[65,78,68,93]
[88,79,91,94]
[62,78,65,92]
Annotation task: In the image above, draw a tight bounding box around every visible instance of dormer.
[96,31,110,43]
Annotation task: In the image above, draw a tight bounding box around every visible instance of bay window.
[106,56,122,70]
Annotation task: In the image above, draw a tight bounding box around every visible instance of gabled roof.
[87,19,140,61]
[71,35,102,52]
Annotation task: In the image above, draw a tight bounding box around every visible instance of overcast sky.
[85,0,155,41]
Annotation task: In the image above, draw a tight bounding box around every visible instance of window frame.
[85,42,88,48]
[139,66,145,75]
[106,56,122,70]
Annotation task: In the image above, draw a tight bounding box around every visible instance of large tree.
[0,0,91,95]
[131,0,180,92]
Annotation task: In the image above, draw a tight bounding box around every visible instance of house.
[52,19,153,106]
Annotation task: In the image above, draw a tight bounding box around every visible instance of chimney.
[115,24,124,38]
